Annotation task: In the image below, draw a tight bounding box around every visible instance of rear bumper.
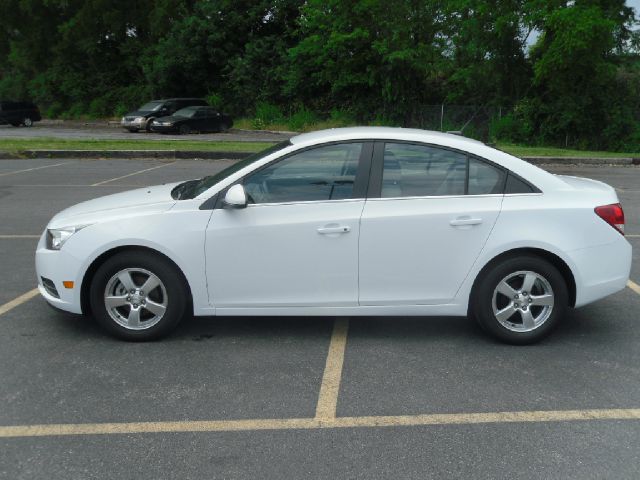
[571,236,632,307]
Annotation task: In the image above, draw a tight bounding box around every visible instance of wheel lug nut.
[126,296,131,301]
[130,290,135,294]
[133,304,138,308]
[140,291,144,296]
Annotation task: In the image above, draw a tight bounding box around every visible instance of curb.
[0,150,639,165]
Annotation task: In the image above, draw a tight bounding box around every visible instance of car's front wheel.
[89,251,188,341]
[179,124,191,135]
[23,117,33,127]
[471,255,568,344]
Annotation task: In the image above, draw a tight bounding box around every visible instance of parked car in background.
[121,98,207,132]
[0,101,41,127]
[35,127,631,343]
[150,106,233,134]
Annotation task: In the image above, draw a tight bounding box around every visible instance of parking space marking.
[627,234,640,238]
[0,288,39,317]
[1,408,639,438]
[0,235,40,239]
[628,280,640,295]
[315,318,349,420]
[91,162,176,186]
[0,162,70,177]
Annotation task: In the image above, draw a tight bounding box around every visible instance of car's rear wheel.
[89,251,187,341]
[23,117,33,127]
[471,255,568,344]
[179,124,191,135]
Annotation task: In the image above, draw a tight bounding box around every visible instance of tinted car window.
[468,157,505,195]
[243,143,363,204]
[381,143,467,197]
[505,173,536,193]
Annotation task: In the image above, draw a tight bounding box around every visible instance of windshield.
[172,141,292,200]
[173,107,198,118]
[138,101,164,112]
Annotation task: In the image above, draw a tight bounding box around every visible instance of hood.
[124,110,154,118]
[49,182,181,228]
[154,115,186,123]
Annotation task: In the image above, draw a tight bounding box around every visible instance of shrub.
[287,107,319,131]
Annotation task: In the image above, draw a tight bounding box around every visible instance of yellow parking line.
[91,162,175,186]
[1,408,639,438]
[628,280,640,295]
[315,318,349,420]
[0,288,39,317]
[0,162,70,177]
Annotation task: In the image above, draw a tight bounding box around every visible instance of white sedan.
[35,127,632,343]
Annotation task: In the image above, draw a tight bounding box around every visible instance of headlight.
[46,225,90,250]
[134,116,145,123]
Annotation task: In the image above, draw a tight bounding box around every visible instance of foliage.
[1,0,639,149]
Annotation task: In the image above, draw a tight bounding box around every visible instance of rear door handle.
[450,217,483,227]
[317,225,351,234]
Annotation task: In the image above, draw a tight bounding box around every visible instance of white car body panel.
[359,195,502,305]
[34,127,632,320]
[206,200,364,308]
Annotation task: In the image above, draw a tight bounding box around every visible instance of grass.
[1,137,639,159]
[0,138,274,154]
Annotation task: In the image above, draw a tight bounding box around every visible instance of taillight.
[595,203,625,235]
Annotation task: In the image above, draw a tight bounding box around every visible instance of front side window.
[381,143,467,197]
[243,143,363,204]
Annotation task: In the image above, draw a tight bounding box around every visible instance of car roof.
[152,98,206,102]
[291,127,485,147]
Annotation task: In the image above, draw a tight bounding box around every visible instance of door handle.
[450,217,483,227]
[317,225,351,234]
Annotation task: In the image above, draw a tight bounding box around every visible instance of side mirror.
[223,184,248,209]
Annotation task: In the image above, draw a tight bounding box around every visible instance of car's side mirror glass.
[223,184,248,209]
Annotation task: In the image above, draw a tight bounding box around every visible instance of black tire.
[23,117,33,127]
[219,121,232,132]
[471,255,568,345]
[179,124,191,135]
[10,122,20,127]
[89,251,188,341]
[145,118,155,132]
[126,128,139,133]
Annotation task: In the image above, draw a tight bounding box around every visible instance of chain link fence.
[413,105,513,141]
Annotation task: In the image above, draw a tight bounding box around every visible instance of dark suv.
[0,101,42,127]
[121,98,208,132]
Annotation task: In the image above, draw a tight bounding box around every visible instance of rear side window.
[243,143,363,204]
[381,143,467,197]
[468,157,505,195]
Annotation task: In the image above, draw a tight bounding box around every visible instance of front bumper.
[121,118,147,130]
[149,123,177,133]
[35,232,84,314]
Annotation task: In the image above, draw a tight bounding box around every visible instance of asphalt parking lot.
[0,122,292,142]
[0,159,639,479]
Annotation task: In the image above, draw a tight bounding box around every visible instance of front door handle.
[450,217,483,227]
[317,225,351,234]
